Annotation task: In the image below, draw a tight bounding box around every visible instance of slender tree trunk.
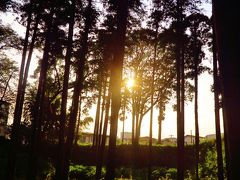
[158,102,163,144]
[135,72,143,145]
[194,50,199,180]
[136,114,143,141]
[135,101,140,145]
[62,1,92,178]
[27,8,54,179]
[221,98,230,179]
[74,97,82,145]
[148,28,157,180]
[131,101,135,144]
[193,24,200,180]
[105,0,128,179]
[98,76,107,146]
[212,24,224,180]
[6,2,32,178]
[62,74,82,179]
[176,0,184,179]
[1,72,13,100]
[21,15,40,102]
[95,84,111,179]
[93,77,102,148]
[213,0,240,179]
[55,1,75,178]
[212,19,230,178]
[121,93,126,144]
[148,25,158,179]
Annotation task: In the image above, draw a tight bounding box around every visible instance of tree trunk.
[176,0,184,179]
[95,83,111,179]
[212,23,224,180]
[92,76,102,148]
[121,90,126,144]
[131,101,135,144]
[61,1,92,178]
[194,50,199,180]
[135,99,140,145]
[55,1,75,178]
[213,0,240,179]
[148,25,158,179]
[193,24,200,180]
[134,72,143,145]
[98,76,107,145]
[6,2,32,178]
[1,72,13,100]
[105,0,128,179]
[158,103,163,144]
[27,7,54,179]
[74,96,82,145]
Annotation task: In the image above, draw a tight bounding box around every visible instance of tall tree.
[213,0,240,179]
[212,25,224,180]
[92,75,103,148]
[6,0,33,178]
[61,0,96,178]
[95,78,111,179]
[148,23,158,179]
[176,0,184,179]
[54,0,75,179]
[27,4,54,179]
[185,13,211,179]
[105,0,129,179]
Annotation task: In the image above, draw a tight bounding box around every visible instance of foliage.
[199,148,218,178]
[0,54,18,112]
[79,116,93,131]
[199,140,226,179]
[0,138,225,179]
[69,165,97,179]
[0,25,21,50]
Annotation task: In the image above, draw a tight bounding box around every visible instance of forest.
[0,0,240,179]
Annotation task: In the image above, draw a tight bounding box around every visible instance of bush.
[69,165,97,179]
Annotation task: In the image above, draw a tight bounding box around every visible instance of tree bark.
[158,102,163,144]
[98,77,107,147]
[212,22,224,180]
[95,82,111,179]
[105,0,128,179]
[28,7,54,179]
[61,0,92,178]
[176,0,184,179]
[131,100,135,144]
[213,0,240,179]
[55,0,75,178]
[6,1,32,178]
[148,25,158,179]
[92,76,102,148]
[74,96,82,145]
[193,23,200,180]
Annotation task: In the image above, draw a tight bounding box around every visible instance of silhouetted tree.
[28,3,54,178]
[213,0,240,179]
[105,0,129,179]
[212,25,224,180]
[6,0,33,178]
[61,0,96,178]
[54,0,75,179]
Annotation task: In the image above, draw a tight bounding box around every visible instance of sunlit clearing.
[127,78,134,88]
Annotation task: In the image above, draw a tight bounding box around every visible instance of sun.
[126,78,135,88]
